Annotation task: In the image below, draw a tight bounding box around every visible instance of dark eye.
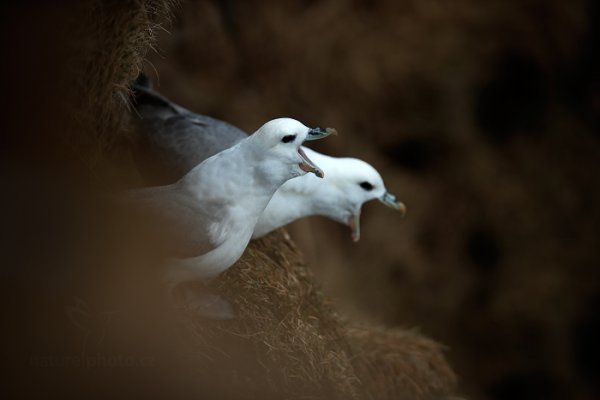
[281,134,296,143]
[359,181,374,191]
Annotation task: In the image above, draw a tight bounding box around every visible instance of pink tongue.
[299,164,310,172]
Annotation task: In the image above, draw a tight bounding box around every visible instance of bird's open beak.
[298,147,324,178]
[306,127,338,141]
[347,213,361,242]
[378,191,407,217]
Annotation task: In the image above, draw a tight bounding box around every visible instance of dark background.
[144,1,599,399]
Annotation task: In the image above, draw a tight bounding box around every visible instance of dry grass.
[66,0,177,162]
[183,231,361,399]
[162,230,461,399]
[348,325,459,400]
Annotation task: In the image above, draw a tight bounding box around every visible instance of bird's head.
[314,155,406,242]
[250,118,336,180]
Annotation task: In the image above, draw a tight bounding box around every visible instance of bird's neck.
[253,174,326,237]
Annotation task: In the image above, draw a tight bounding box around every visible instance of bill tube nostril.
[306,127,338,141]
[379,191,407,217]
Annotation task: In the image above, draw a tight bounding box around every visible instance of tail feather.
[131,72,173,109]
[134,71,152,89]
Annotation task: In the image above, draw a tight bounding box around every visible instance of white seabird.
[132,74,405,242]
[254,147,405,242]
[128,117,333,288]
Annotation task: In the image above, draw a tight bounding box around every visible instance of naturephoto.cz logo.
[29,297,155,369]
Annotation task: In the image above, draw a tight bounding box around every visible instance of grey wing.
[131,85,247,185]
[126,186,226,258]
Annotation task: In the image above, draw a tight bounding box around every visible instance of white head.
[307,152,406,242]
[248,118,336,182]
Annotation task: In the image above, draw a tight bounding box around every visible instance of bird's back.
[131,76,247,185]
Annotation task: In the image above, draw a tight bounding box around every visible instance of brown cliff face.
[144,1,599,399]
[177,230,458,399]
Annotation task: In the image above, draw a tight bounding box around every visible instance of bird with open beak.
[131,74,406,244]
[127,118,335,288]
[253,147,406,242]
